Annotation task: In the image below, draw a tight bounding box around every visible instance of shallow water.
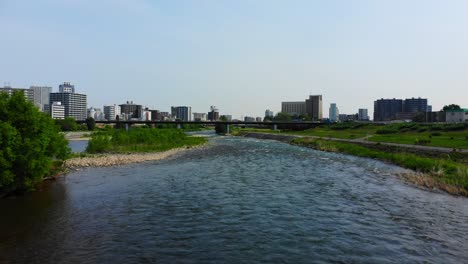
[1,135,467,263]
[68,140,88,153]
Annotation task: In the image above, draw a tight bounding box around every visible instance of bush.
[415,139,431,145]
[376,128,398,134]
[55,117,78,131]
[431,132,442,136]
[0,92,70,192]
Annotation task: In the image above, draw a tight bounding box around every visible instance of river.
[1,134,467,263]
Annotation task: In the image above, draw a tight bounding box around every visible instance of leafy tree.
[442,104,461,111]
[86,117,96,131]
[55,117,78,131]
[273,112,292,121]
[0,91,70,192]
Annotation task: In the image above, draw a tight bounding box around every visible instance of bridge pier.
[177,124,181,129]
[273,124,277,131]
[125,123,129,131]
[226,124,230,134]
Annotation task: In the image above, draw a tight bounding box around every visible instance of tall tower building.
[329,103,339,122]
[171,106,192,121]
[306,95,323,120]
[373,99,403,121]
[59,82,75,93]
[31,86,52,112]
[358,108,369,121]
[49,82,87,121]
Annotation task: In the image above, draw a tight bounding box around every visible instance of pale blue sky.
[1,0,467,118]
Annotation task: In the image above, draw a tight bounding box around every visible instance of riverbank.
[240,132,468,197]
[64,144,206,169]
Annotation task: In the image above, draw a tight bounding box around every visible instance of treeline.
[0,92,70,194]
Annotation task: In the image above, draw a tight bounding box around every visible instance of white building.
[265,109,274,118]
[193,112,207,121]
[103,104,120,120]
[50,102,65,119]
[329,103,339,122]
[358,108,369,121]
[140,109,152,121]
[445,109,468,123]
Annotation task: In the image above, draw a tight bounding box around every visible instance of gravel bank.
[65,146,198,169]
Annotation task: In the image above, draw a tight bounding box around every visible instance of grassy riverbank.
[292,137,468,196]
[233,122,468,149]
[86,128,206,153]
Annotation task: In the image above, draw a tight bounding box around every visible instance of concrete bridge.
[76,120,327,133]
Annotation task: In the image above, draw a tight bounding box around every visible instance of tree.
[55,117,78,131]
[442,104,461,111]
[86,117,96,131]
[0,91,70,192]
[273,112,292,121]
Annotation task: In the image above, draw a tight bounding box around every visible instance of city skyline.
[1,0,467,117]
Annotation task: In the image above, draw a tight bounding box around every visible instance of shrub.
[415,139,431,145]
[376,128,398,134]
[431,132,442,136]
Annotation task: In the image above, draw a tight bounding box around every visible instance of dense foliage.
[0,92,70,192]
[442,104,461,111]
[54,117,88,131]
[86,127,206,153]
[86,117,96,131]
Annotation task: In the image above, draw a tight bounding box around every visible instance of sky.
[1,0,467,119]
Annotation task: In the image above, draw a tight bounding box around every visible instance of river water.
[1,134,467,263]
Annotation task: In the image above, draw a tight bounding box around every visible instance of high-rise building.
[329,103,339,122]
[373,99,404,121]
[59,82,75,93]
[0,86,34,102]
[306,95,323,120]
[31,86,52,112]
[358,108,369,121]
[403,98,428,113]
[171,106,192,121]
[281,101,306,116]
[208,106,219,121]
[49,92,87,120]
[265,109,274,118]
[50,102,65,119]
[103,104,120,120]
[244,116,255,122]
[119,101,142,119]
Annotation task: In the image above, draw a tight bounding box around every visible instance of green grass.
[234,125,381,139]
[292,137,468,194]
[283,126,380,139]
[86,128,206,153]
[235,123,468,149]
[368,131,468,149]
